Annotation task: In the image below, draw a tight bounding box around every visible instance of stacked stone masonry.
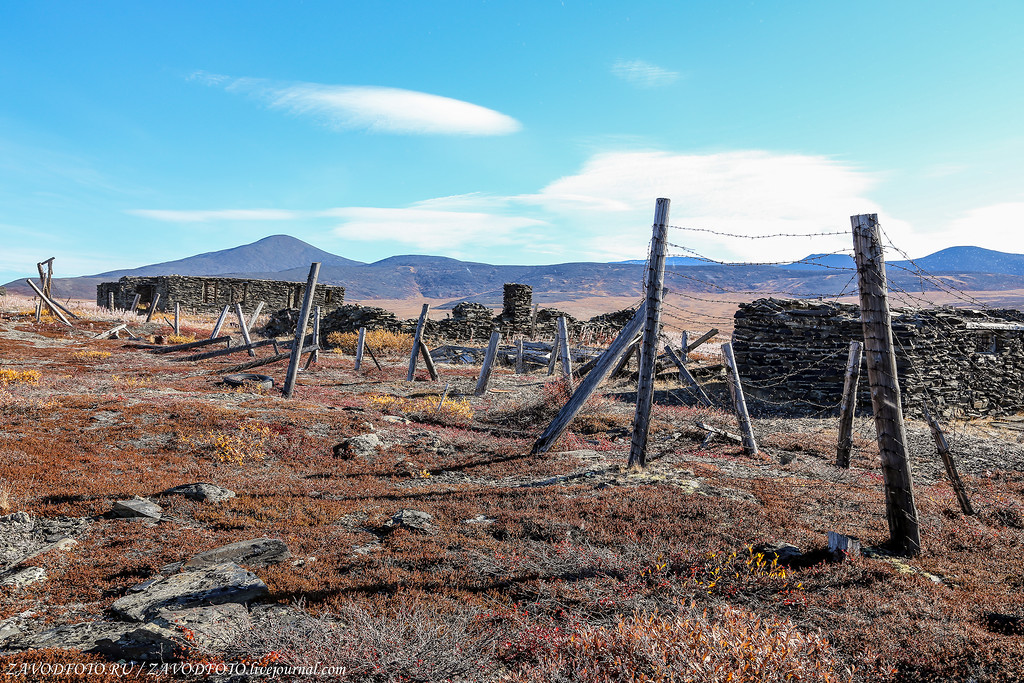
[97,276,345,315]
[732,297,1024,417]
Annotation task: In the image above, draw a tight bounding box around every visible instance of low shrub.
[367,393,474,426]
[0,369,41,386]
[326,330,413,356]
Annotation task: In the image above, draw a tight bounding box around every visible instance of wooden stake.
[546,333,561,376]
[24,279,72,326]
[173,302,181,336]
[530,303,539,341]
[474,330,501,396]
[852,213,921,555]
[436,382,451,413]
[364,342,383,371]
[923,406,974,515]
[407,304,430,381]
[419,341,439,381]
[145,293,161,323]
[533,305,646,454]
[664,345,713,407]
[628,198,671,469]
[680,331,689,363]
[311,306,322,364]
[248,301,265,331]
[557,316,573,388]
[515,338,525,374]
[129,294,141,316]
[836,340,864,468]
[282,263,321,398]
[234,303,256,357]
[107,291,115,311]
[34,300,41,322]
[354,327,366,371]
[210,305,230,339]
[722,342,759,456]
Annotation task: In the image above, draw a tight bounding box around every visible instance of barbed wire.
[667,225,851,240]
[667,242,858,270]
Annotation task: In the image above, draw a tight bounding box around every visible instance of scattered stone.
[752,541,803,566]
[334,433,381,459]
[111,562,268,622]
[384,509,437,534]
[184,538,291,570]
[382,415,411,424]
[1,621,181,661]
[149,603,250,651]
[0,566,47,589]
[160,482,236,504]
[464,514,496,525]
[110,497,162,521]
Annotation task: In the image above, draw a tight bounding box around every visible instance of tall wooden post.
[836,340,864,468]
[354,327,366,371]
[557,316,573,389]
[107,291,115,311]
[311,306,322,364]
[407,304,430,381]
[210,305,230,339]
[173,302,181,336]
[923,406,974,515]
[248,301,265,330]
[474,330,502,396]
[145,293,161,323]
[628,198,670,469]
[234,303,255,357]
[852,213,921,555]
[282,263,321,399]
[722,342,758,456]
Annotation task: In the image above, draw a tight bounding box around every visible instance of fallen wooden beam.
[664,345,714,407]
[95,323,127,339]
[215,345,318,375]
[176,338,277,362]
[686,328,719,353]
[151,336,232,354]
[696,421,742,444]
[25,279,72,326]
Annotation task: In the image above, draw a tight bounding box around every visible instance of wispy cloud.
[611,59,679,88]
[192,71,521,136]
[126,209,302,222]
[325,207,544,250]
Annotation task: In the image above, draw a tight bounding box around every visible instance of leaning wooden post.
[34,300,41,322]
[311,306,322,364]
[515,339,525,374]
[679,331,689,363]
[129,294,141,316]
[628,198,670,469]
[533,305,646,454]
[145,293,161,323]
[923,406,974,515]
[836,340,864,468]
[557,316,573,386]
[407,304,430,381]
[722,342,759,456]
[248,301,265,330]
[419,340,439,381]
[210,305,230,339]
[664,345,713,407]
[234,303,256,357]
[474,330,502,396]
[173,302,181,336]
[852,213,921,555]
[612,338,639,378]
[546,334,561,376]
[24,279,72,326]
[354,327,366,371]
[282,263,321,399]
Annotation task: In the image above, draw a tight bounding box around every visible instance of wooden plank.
[24,279,72,326]
[836,340,864,468]
[151,335,231,354]
[283,263,321,398]
[629,198,670,469]
[407,304,429,381]
[354,326,366,371]
[532,304,646,454]
[234,303,256,357]
[664,345,713,407]
[145,293,161,323]
[474,330,501,396]
[853,213,921,555]
[923,406,974,515]
[210,305,230,340]
[696,420,742,444]
[722,342,759,456]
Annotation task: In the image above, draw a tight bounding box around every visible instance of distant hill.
[6,239,1024,306]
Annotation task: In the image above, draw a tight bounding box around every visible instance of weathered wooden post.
[248,301,265,330]
[34,300,41,322]
[557,316,573,384]
[210,305,230,339]
[530,304,539,341]
[311,306,322,364]
[129,294,141,316]
[234,303,256,357]
[852,213,921,555]
[145,293,161,323]
[836,340,864,468]
[722,342,759,456]
[107,291,115,311]
[612,339,639,378]
[173,302,181,336]
[628,198,670,469]
[547,334,561,376]
[419,338,439,381]
[25,279,72,326]
[532,305,646,454]
[474,330,501,396]
[282,263,321,399]
[354,327,366,371]
[36,258,55,317]
[923,406,974,515]
[680,331,689,363]
[515,338,525,374]
[664,345,713,407]
[407,304,430,381]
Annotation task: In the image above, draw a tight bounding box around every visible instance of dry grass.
[326,329,414,356]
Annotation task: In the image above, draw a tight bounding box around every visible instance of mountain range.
[7,235,1024,308]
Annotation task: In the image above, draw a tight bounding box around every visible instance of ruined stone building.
[732,298,1024,417]
[96,275,345,314]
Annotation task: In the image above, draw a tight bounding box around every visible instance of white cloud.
[325,207,545,250]
[936,202,1024,251]
[611,59,679,88]
[194,72,522,136]
[125,209,302,222]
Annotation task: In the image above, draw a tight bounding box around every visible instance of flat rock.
[149,603,250,651]
[2,621,181,661]
[183,538,290,570]
[0,566,46,589]
[335,433,381,458]
[110,497,162,521]
[0,514,89,571]
[111,562,268,622]
[160,483,236,503]
[384,509,436,534]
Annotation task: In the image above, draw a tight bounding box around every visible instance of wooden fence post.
[516,338,525,374]
[836,340,864,468]
[547,333,561,376]
[530,304,539,341]
[852,213,921,555]
[282,263,321,399]
[557,316,573,390]
[129,294,141,316]
[628,198,670,469]
[248,301,265,330]
[664,345,713,407]
[407,304,430,381]
[680,331,689,363]
[210,305,230,340]
[24,279,72,326]
[474,330,501,396]
[419,341,439,381]
[722,342,759,456]
[34,300,41,322]
[311,306,322,364]
[354,327,366,371]
[173,302,181,336]
[145,293,161,323]
[923,406,974,515]
[108,291,115,311]
[234,303,256,357]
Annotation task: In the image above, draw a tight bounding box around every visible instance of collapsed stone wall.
[732,298,1024,417]
[97,276,345,315]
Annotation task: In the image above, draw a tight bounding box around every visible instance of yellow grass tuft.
[0,369,41,386]
[327,329,413,356]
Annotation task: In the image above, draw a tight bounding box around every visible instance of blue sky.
[2,1,1023,283]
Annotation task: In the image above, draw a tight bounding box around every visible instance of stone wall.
[97,276,345,315]
[732,297,1024,417]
